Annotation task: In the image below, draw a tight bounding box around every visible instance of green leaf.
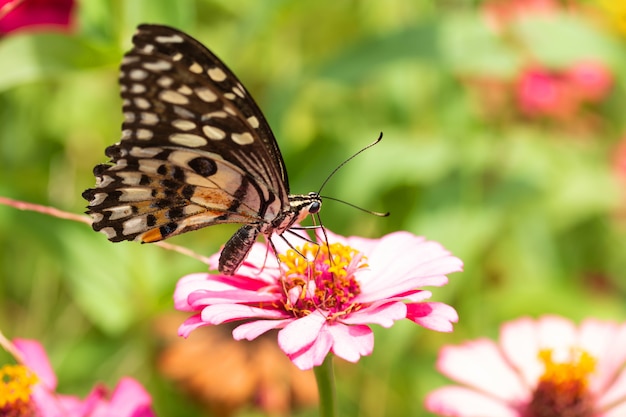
[514,15,622,67]
[317,22,441,83]
[0,33,115,92]
[440,13,521,77]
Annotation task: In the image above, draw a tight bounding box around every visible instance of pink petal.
[499,315,577,388]
[278,311,325,355]
[173,273,232,310]
[177,313,208,337]
[578,319,626,395]
[535,315,577,350]
[201,304,288,324]
[97,377,155,417]
[233,318,293,340]
[596,364,626,410]
[602,397,626,417]
[356,234,462,302]
[13,338,57,390]
[436,339,529,402]
[187,289,279,307]
[327,323,373,363]
[341,301,406,327]
[0,0,75,34]
[406,302,458,332]
[33,390,83,417]
[499,317,544,387]
[288,329,333,371]
[425,386,520,417]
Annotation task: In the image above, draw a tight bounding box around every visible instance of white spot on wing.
[177,85,193,95]
[119,188,152,202]
[118,171,144,185]
[89,193,107,206]
[100,227,117,239]
[129,147,161,158]
[224,92,236,100]
[172,119,197,131]
[202,125,226,140]
[232,85,245,98]
[139,44,155,54]
[122,129,133,140]
[129,69,148,80]
[207,67,227,82]
[140,112,159,125]
[195,87,218,103]
[202,111,228,120]
[122,56,139,65]
[173,105,195,119]
[143,60,172,72]
[123,216,148,235]
[130,84,146,94]
[189,62,203,74]
[134,98,151,109]
[155,34,184,43]
[169,133,208,147]
[123,112,136,123]
[136,129,153,140]
[105,205,134,220]
[96,175,114,187]
[247,116,259,128]
[90,212,104,223]
[110,159,128,170]
[157,76,174,88]
[231,132,254,145]
[159,90,189,105]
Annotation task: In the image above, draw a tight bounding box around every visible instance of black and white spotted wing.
[82,24,321,275]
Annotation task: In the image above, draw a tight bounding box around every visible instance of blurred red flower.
[0,0,75,35]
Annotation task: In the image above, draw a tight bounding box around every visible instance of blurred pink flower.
[3,338,156,417]
[175,230,463,370]
[615,138,626,184]
[566,60,613,103]
[426,315,626,417]
[516,67,576,118]
[0,0,75,35]
[483,0,558,32]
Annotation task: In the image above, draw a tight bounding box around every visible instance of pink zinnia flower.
[426,315,626,417]
[1,338,156,417]
[0,0,75,35]
[175,230,463,370]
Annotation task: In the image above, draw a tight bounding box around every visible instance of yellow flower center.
[525,348,596,417]
[0,364,38,416]
[277,242,367,319]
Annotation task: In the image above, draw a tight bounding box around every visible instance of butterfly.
[82,24,322,275]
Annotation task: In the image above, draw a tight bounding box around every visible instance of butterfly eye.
[308,201,321,214]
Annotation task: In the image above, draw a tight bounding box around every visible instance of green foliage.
[1,1,626,416]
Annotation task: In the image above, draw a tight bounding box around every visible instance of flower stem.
[314,355,337,417]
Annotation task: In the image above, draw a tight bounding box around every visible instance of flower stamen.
[0,364,38,416]
[525,348,596,417]
[277,242,367,319]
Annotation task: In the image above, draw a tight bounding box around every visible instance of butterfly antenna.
[317,132,384,194]
[320,195,389,217]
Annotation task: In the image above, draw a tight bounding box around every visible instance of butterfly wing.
[83,24,291,243]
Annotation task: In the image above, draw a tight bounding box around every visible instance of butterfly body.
[82,24,321,275]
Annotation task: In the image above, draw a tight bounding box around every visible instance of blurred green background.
[1,0,626,416]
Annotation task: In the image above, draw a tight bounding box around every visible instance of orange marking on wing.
[192,188,236,209]
[141,228,164,243]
